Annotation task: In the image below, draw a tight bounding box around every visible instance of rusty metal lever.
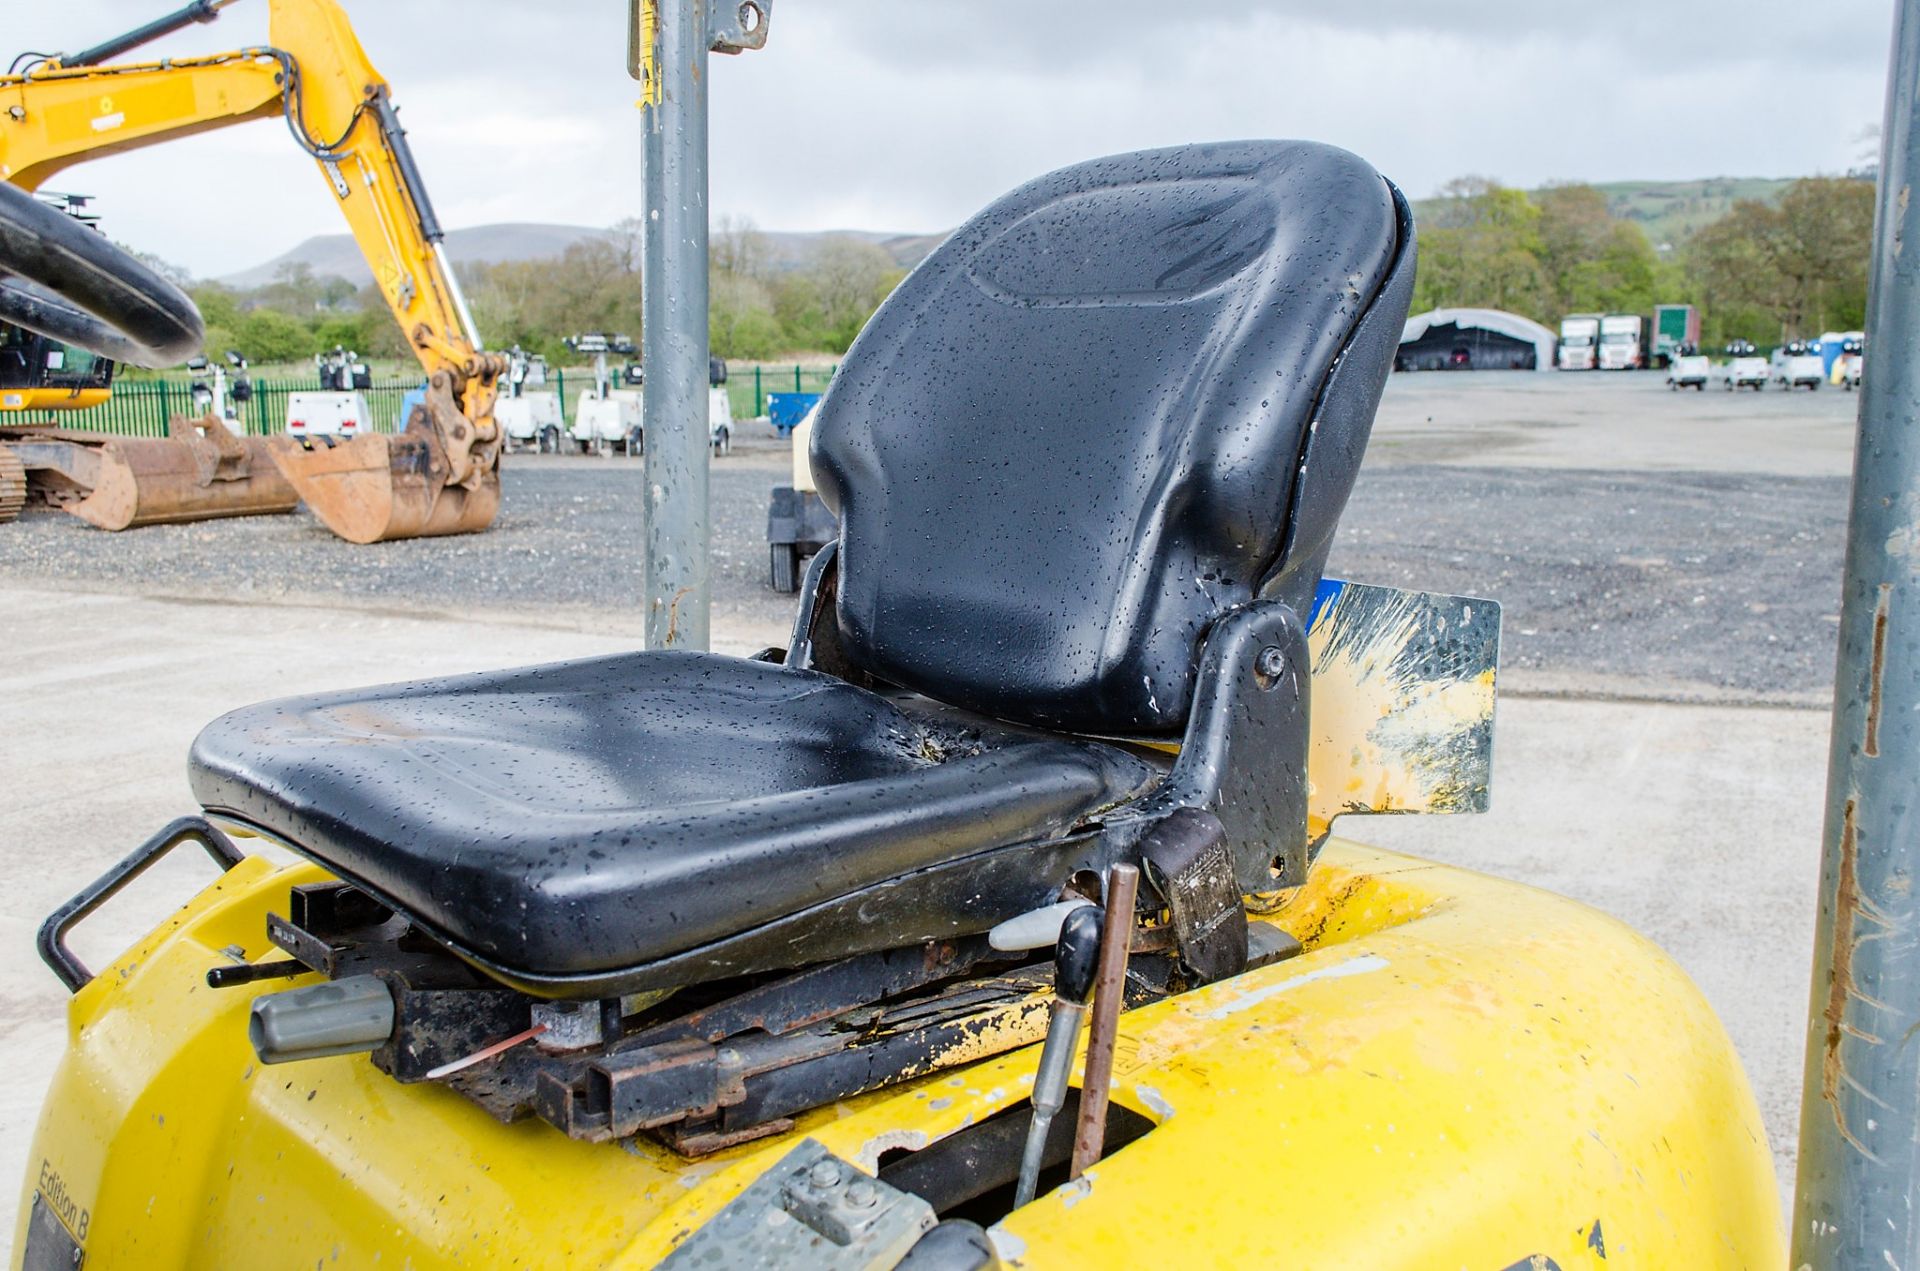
[1072,862,1139,1179]
[1014,902,1102,1208]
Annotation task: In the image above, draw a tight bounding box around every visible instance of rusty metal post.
[1791,7,1920,1264]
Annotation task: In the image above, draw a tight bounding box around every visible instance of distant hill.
[218,222,945,288]
[1588,177,1796,251]
[1410,176,1799,253]
[217,222,609,288]
[220,175,1823,287]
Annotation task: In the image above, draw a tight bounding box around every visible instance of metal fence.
[736,364,835,419]
[24,364,837,438]
[36,377,424,438]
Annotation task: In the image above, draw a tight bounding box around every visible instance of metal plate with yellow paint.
[1307,579,1500,841]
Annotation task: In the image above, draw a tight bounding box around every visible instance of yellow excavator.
[0,0,504,542]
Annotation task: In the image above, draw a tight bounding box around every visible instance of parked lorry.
[1597,312,1645,369]
[1651,303,1700,368]
[1556,312,1601,369]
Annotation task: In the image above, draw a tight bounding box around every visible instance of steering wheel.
[0,181,202,368]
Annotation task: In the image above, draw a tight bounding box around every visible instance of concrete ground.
[0,370,1855,1251]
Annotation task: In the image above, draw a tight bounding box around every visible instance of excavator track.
[0,442,25,524]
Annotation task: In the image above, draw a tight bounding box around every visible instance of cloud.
[3,1,1889,277]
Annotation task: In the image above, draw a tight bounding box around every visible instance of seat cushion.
[188,652,1157,988]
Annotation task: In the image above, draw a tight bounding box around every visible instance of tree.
[810,238,901,351]
[710,270,779,359]
[1559,221,1659,315]
[712,214,773,280]
[1411,178,1549,320]
[1534,183,1615,313]
[189,284,242,332]
[235,308,313,364]
[1773,177,1873,332]
[1684,177,1874,342]
[1685,202,1782,344]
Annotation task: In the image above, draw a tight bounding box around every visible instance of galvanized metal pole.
[1792,7,1920,1264]
[636,0,711,650]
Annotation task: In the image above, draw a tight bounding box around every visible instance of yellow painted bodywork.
[0,0,488,381]
[16,840,1781,1269]
[0,386,108,412]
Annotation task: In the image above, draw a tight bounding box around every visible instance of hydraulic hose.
[0,183,203,367]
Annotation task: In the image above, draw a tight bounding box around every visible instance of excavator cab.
[0,323,114,411]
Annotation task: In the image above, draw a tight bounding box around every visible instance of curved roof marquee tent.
[1398,307,1556,372]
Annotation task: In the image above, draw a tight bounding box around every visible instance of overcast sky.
[6,1,1893,279]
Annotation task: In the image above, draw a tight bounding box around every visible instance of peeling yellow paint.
[1305,586,1497,841]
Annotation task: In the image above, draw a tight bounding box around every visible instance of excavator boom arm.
[0,0,507,542]
[0,0,485,379]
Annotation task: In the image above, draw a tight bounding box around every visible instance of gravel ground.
[0,431,802,643]
[0,378,1858,702]
[1334,466,1847,701]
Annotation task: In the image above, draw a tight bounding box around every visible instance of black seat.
[189,139,1415,997]
[191,652,1157,994]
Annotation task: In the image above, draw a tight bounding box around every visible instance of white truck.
[1597,314,1644,370]
[1557,314,1601,370]
[568,354,734,457]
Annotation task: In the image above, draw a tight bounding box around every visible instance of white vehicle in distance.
[1557,313,1601,370]
[496,347,563,453]
[708,381,733,457]
[286,347,373,438]
[1718,340,1769,391]
[1771,340,1825,390]
[565,332,642,455]
[1665,344,1710,391]
[1839,337,1864,391]
[598,357,736,457]
[1597,313,1645,370]
[285,390,372,438]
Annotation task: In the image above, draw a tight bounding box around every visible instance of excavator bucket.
[266,375,502,544]
[0,417,297,531]
[267,431,500,544]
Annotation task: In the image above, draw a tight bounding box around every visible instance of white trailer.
[285,390,372,438]
[1771,342,1826,390]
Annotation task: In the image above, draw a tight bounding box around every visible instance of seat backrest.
[811,140,1415,735]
